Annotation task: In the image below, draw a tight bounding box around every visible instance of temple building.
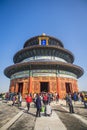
[4,34,84,98]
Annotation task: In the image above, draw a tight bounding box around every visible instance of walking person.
[36,94,42,117]
[25,94,32,113]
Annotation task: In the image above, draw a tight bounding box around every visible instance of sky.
[0,0,87,93]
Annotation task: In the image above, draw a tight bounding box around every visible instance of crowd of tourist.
[0,91,87,117]
[65,92,87,112]
[25,91,87,116]
[25,92,58,117]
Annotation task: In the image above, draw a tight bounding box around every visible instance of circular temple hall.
[4,34,84,98]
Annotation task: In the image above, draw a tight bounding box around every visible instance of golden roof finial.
[42,33,46,36]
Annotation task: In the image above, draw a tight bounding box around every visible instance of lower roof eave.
[4,61,84,79]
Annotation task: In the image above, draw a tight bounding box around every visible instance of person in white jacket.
[45,103,52,116]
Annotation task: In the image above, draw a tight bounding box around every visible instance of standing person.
[36,94,42,117]
[67,94,74,113]
[12,95,16,106]
[55,93,59,103]
[77,92,82,103]
[73,92,78,104]
[48,93,51,104]
[83,94,87,108]
[25,94,32,113]
[18,93,22,107]
[45,103,52,116]
[43,93,48,105]
[65,93,69,106]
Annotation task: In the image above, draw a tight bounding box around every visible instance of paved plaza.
[0,100,87,130]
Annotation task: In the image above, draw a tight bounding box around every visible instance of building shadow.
[23,110,36,117]
[74,106,84,109]
[18,107,26,110]
[53,108,69,113]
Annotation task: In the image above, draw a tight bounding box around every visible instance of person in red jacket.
[43,93,48,105]
[25,94,32,113]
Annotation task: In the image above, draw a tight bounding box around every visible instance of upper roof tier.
[13,34,74,64]
[23,34,64,48]
[13,45,74,64]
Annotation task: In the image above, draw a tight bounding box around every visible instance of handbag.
[41,106,45,112]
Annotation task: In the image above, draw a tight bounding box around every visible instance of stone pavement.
[34,110,67,130]
[0,99,87,130]
[56,99,87,125]
[57,99,87,120]
[0,100,24,130]
[0,100,21,129]
[34,100,87,130]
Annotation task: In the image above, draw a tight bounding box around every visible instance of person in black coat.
[36,94,42,117]
[67,94,74,113]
